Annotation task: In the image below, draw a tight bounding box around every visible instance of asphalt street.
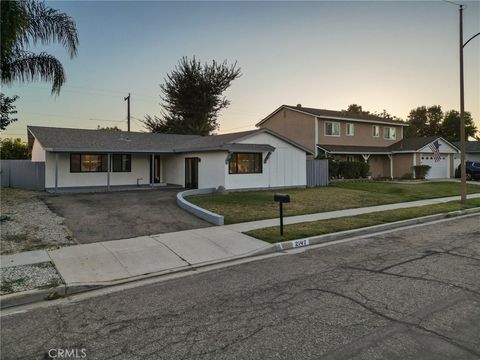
[1,215,479,359]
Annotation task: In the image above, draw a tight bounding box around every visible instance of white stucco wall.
[225,132,307,190]
[45,153,151,189]
[43,132,307,190]
[31,139,46,162]
[163,152,227,188]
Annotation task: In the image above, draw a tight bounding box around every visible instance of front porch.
[46,152,187,193]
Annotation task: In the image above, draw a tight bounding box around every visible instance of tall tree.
[1,1,79,95]
[0,138,29,159]
[143,56,241,135]
[0,93,19,130]
[426,105,443,136]
[440,110,477,142]
[405,105,444,138]
[343,104,370,115]
[405,106,429,137]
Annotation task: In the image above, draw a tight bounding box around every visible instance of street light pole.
[454,3,480,203]
[459,5,466,203]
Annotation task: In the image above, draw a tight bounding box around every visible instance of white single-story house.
[28,126,312,192]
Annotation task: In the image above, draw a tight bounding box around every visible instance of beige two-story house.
[257,105,459,179]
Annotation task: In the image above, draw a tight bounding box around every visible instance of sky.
[2,0,479,140]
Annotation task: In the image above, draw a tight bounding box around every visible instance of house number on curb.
[292,239,310,248]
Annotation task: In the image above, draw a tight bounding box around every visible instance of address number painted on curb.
[292,239,310,248]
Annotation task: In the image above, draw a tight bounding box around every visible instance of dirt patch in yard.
[0,188,73,255]
[40,189,211,244]
[0,262,63,295]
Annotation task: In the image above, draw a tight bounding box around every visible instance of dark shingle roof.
[388,136,442,151]
[453,141,480,153]
[317,144,392,154]
[318,136,460,154]
[258,105,408,126]
[27,126,201,153]
[27,126,312,154]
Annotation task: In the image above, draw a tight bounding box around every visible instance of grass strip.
[187,182,480,224]
[244,198,480,243]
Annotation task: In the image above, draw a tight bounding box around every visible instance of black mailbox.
[274,193,290,238]
[274,193,290,203]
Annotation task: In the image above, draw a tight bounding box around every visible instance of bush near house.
[412,165,431,179]
[329,160,369,179]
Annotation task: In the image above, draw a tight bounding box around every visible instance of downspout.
[55,153,58,193]
[107,153,111,191]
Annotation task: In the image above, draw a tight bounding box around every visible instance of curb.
[0,285,66,309]
[2,208,478,309]
[268,207,480,252]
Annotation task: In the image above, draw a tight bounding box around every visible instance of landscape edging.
[176,188,224,225]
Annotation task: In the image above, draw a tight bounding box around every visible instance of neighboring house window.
[384,127,396,140]
[346,123,354,136]
[325,122,340,136]
[228,153,262,174]
[112,154,131,172]
[70,154,108,172]
[372,125,380,137]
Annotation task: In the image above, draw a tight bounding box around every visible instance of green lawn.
[245,198,480,243]
[186,181,480,224]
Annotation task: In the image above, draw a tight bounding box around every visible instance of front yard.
[0,188,73,255]
[186,181,480,224]
[245,198,480,243]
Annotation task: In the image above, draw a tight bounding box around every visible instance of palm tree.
[1,1,79,95]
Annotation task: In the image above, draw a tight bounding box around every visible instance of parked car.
[455,161,480,180]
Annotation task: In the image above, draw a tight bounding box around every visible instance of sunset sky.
[2,0,479,140]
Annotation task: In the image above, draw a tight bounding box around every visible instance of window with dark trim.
[70,154,108,172]
[228,153,262,174]
[111,154,131,172]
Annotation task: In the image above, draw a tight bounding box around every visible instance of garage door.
[421,154,449,179]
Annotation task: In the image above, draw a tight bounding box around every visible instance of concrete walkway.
[2,193,479,287]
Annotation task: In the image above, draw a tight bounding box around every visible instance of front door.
[150,155,162,184]
[185,157,199,189]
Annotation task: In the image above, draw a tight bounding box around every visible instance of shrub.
[412,165,431,179]
[400,172,413,180]
[328,159,340,179]
[337,161,369,179]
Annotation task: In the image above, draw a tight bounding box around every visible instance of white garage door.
[421,154,449,179]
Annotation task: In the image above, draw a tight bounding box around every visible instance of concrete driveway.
[41,189,210,244]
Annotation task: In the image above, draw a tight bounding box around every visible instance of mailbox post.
[274,193,290,238]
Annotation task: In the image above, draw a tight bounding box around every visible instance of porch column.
[150,153,154,186]
[55,153,58,193]
[361,154,370,162]
[107,153,111,191]
[160,157,164,183]
[387,154,393,179]
[412,153,417,179]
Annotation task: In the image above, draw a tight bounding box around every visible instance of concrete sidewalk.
[225,193,480,232]
[47,227,269,285]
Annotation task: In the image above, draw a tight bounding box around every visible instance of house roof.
[27,126,312,154]
[317,144,392,154]
[318,136,459,155]
[256,105,409,127]
[453,141,480,153]
[389,136,459,152]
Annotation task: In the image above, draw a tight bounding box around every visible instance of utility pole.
[124,93,131,132]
